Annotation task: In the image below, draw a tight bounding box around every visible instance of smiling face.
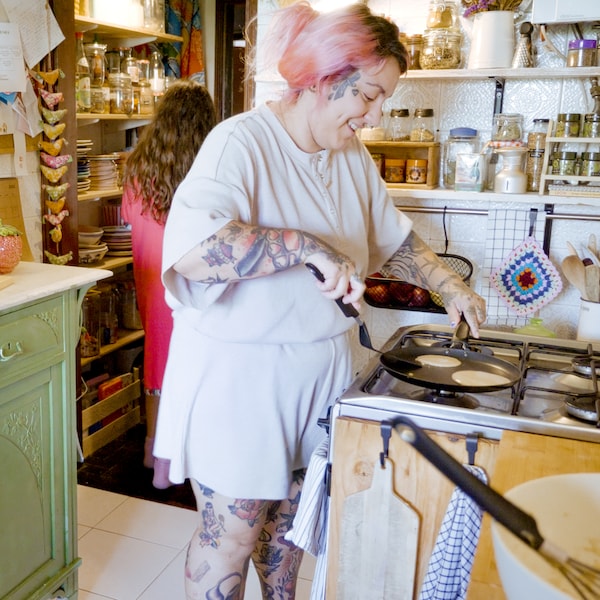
[297,57,401,152]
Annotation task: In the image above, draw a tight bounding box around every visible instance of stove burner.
[410,388,479,409]
[571,355,600,377]
[565,396,600,423]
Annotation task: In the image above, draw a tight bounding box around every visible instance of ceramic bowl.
[78,225,104,247]
[79,243,108,264]
[491,473,600,600]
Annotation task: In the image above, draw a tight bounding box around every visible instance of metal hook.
[380,420,392,467]
[466,433,479,466]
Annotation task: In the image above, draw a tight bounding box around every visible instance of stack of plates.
[77,159,91,192]
[89,154,120,191]
[102,225,132,256]
[77,139,94,157]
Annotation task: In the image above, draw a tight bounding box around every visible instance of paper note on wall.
[0,177,34,261]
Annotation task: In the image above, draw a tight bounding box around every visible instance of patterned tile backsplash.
[256,0,600,345]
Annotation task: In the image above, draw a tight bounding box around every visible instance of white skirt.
[154,315,352,499]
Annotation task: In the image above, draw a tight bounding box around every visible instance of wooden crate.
[363,141,440,189]
[81,367,142,458]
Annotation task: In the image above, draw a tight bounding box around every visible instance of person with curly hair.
[121,79,216,489]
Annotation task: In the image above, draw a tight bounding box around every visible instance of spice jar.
[410,108,436,141]
[420,30,462,70]
[581,152,600,177]
[406,159,428,184]
[386,108,410,141]
[425,0,459,30]
[442,127,479,189]
[552,150,578,184]
[492,113,523,142]
[406,34,423,70]
[525,118,549,192]
[384,158,406,183]
[370,153,384,177]
[566,39,597,67]
[108,72,134,115]
[555,113,581,137]
[583,113,600,138]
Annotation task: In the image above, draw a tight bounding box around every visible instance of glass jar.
[583,113,600,138]
[386,108,410,141]
[98,284,119,346]
[384,158,406,183]
[410,108,436,141]
[494,148,527,194]
[442,127,479,189]
[566,39,597,67]
[137,59,154,115]
[492,113,523,142]
[406,159,428,184]
[84,42,107,88]
[555,113,581,137]
[80,290,101,357]
[108,72,134,115]
[143,0,165,32]
[552,150,578,183]
[426,0,459,30]
[420,30,462,69]
[406,34,423,70]
[581,152,600,177]
[525,118,549,192]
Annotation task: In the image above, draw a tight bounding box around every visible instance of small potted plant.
[0,219,23,274]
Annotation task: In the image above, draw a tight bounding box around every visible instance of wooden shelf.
[405,66,600,81]
[75,15,183,45]
[80,255,133,271]
[81,328,145,367]
[78,188,122,202]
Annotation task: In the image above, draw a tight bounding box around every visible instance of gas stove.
[336,324,600,443]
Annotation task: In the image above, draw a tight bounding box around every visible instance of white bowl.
[79,244,108,264]
[78,225,104,246]
[492,473,600,600]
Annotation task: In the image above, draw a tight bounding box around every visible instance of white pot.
[467,11,515,69]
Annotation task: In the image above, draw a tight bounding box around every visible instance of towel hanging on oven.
[419,464,488,600]
[490,208,562,317]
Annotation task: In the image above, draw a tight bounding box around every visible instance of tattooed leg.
[186,480,269,600]
[251,469,306,600]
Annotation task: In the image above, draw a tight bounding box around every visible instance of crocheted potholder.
[490,237,563,317]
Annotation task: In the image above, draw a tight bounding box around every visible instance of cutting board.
[336,457,420,599]
[0,276,14,291]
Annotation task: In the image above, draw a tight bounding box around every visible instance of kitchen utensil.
[390,415,600,600]
[580,244,600,267]
[379,318,522,392]
[337,456,420,599]
[562,254,588,298]
[588,234,597,258]
[584,263,600,302]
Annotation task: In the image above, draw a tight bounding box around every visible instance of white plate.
[492,473,600,600]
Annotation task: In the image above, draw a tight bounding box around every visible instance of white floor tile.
[138,548,187,600]
[78,591,116,600]
[77,485,129,527]
[78,528,178,600]
[94,496,197,549]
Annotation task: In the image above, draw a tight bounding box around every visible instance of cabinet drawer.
[0,296,65,386]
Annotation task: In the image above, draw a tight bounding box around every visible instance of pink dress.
[121,186,173,391]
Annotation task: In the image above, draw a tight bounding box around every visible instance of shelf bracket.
[493,77,505,115]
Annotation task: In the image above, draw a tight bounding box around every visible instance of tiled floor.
[77,485,316,600]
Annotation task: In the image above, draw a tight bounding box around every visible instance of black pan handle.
[388,415,545,551]
[305,263,359,318]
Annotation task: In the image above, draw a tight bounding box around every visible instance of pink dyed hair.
[260,2,408,102]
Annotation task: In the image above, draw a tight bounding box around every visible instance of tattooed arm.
[172,220,366,306]
[382,231,486,336]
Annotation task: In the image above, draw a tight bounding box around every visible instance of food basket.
[364,253,473,312]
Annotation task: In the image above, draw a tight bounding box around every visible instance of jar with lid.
[97,284,119,346]
[494,148,527,194]
[406,159,428,184]
[384,158,406,183]
[419,30,462,69]
[442,127,479,189]
[525,118,549,192]
[386,108,410,141]
[583,113,600,138]
[137,59,153,115]
[143,0,165,33]
[581,152,600,177]
[406,34,423,70]
[425,0,459,31]
[552,150,579,184]
[555,113,581,137]
[85,42,107,114]
[566,39,597,67]
[80,290,101,357]
[108,72,134,115]
[492,113,523,142]
[410,108,436,141]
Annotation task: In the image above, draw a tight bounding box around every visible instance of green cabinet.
[0,263,110,600]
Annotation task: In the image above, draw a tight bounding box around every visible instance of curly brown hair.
[123,79,216,224]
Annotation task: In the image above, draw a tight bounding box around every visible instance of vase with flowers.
[462,1,521,69]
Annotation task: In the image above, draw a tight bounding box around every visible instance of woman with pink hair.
[155,3,486,598]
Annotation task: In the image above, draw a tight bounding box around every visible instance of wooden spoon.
[561,254,588,299]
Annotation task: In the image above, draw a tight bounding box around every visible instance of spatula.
[562,254,587,299]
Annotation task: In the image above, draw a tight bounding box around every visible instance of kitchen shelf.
[81,328,145,367]
[75,15,183,45]
[78,187,122,202]
[81,255,133,270]
[405,67,600,81]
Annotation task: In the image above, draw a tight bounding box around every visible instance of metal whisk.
[390,415,600,600]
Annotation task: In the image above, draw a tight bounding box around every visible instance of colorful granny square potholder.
[490,237,563,317]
